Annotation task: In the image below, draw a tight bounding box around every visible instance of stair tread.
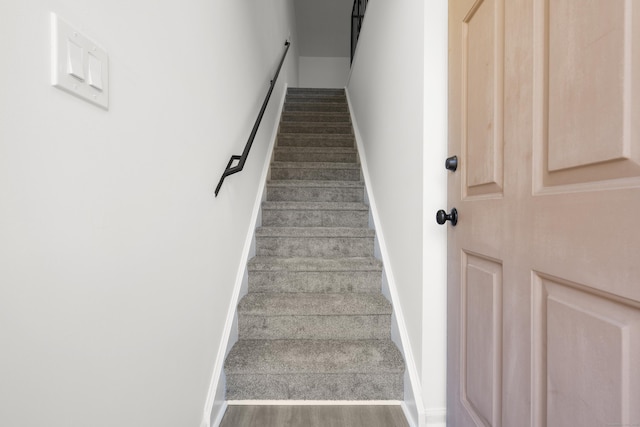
[279,133,354,140]
[275,146,356,153]
[282,112,351,121]
[280,129,353,136]
[248,256,382,272]
[273,147,358,163]
[288,88,345,95]
[277,135,355,148]
[268,180,363,187]
[286,94,346,100]
[262,201,368,211]
[225,339,404,374]
[285,100,348,106]
[280,123,352,130]
[281,121,351,126]
[256,226,374,238]
[271,161,359,169]
[284,102,349,110]
[282,110,350,115]
[238,293,391,316]
[278,132,355,141]
[286,91,346,97]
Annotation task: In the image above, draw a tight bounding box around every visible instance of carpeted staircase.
[224,87,404,401]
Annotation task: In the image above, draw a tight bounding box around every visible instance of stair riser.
[270,168,360,181]
[277,135,354,148]
[239,315,391,340]
[267,187,364,203]
[248,271,382,293]
[284,103,349,113]
[225,373,404,400]
[261,209,368,228]
[280,123,353,135]
[256,236,374,257]
[274,151,357,163]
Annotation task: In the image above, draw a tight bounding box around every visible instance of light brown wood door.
[447,0,640,426]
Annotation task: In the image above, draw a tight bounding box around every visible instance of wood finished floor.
[219,405,410,427]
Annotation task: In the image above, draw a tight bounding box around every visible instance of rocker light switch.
[51,13,109,109]
[87,53,103,90]
[66,40,84,80]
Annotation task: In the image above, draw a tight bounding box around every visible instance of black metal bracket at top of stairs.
[215,40,291,197]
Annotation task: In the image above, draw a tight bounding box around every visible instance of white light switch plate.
[51,13,109,109]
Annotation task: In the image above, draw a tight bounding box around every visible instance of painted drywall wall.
[299,56,350,88]
[0,1,297,427]
[347,0,448,425]
[348,0,424,379]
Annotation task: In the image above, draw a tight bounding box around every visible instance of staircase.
[224,87,404,401]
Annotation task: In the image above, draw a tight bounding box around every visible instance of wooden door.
[447,0,640,426]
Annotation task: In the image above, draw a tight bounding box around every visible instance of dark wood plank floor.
[219,405,410,427]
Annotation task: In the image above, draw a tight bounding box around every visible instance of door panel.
[534,0,640,187]
[462,253,503,427]
[547,0,628,172]
[463,0,504,198]
[449,0,640,426]
[532,275,640,427]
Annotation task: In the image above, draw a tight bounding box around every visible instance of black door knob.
[445,156,458,172]
[436,208,458,226]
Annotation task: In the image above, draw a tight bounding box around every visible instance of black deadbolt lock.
[445,156,458,172]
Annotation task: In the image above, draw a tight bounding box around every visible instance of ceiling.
[293,0,353,58]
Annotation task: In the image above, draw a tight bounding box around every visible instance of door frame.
[421,1,449,426]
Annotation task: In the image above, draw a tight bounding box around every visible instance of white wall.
[299,56,350,88]
[0,1,297,427]
[347,0,448,425]
[348,0,424,382]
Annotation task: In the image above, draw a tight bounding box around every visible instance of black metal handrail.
[351,0,368,64]
[215,40,291,197]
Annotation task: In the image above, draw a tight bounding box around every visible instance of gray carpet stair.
[274,147,357,163]
[237,293,392,340]
[267,180,365,203]
[277,134,356,148]
[261,202,369,227]
[225,340,404,400]
[270,161,361,181]
[224,87,404,401]
[247,256,383,294]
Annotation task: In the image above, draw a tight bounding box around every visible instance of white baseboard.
[201,85,289,427]
[401,401,419,427]
[208,401,228,427]
[345,89,426,426]
[423,407,447,426]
